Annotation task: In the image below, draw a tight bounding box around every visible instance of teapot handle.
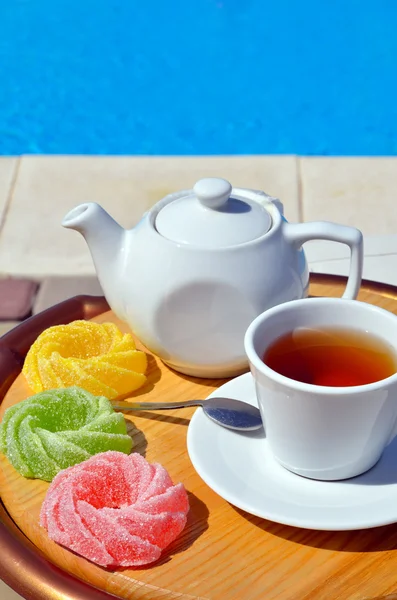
[284,221,364,300]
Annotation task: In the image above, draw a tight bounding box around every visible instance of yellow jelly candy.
[23,321,147,399]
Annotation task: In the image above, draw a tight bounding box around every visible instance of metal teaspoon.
[112,397,263,431]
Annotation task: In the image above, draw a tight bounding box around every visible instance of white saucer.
[187,373,397,531]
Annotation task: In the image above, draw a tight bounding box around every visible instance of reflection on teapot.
[62,178,363,378]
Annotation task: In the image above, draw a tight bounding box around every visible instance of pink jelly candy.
[40,451,189,567]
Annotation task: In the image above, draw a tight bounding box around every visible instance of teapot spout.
[63,202,124,261]
[62,203,126,313]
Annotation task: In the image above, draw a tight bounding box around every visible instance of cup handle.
[284,221,364,300]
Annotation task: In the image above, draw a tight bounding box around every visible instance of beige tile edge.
[0,157,20,234]
[0,157,19,232]
[298,155,397,235]
[0,579,24,600]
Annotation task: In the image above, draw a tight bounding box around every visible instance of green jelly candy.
[0,386,132,481]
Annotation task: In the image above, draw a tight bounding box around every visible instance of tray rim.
[0,274,396,600]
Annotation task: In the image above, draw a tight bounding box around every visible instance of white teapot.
[62,178,363,378]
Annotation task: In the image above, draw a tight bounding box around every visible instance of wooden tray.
[2,274,397,600]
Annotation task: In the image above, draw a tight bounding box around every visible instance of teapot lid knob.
[193,178,232,209]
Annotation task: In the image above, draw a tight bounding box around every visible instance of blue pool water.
[0,0,396,155]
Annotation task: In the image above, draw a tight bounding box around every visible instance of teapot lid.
[155,178,272,248]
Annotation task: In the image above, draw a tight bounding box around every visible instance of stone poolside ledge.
[0,155,395,277]
[0,155,396,337]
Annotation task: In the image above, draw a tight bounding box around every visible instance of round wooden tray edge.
[311,273,397,298]
[1,278,397,600]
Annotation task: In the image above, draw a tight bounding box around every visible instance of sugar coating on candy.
[40,451,189,567]
[0,387,132,481]
[23,320,147,400]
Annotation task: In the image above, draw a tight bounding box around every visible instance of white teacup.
[244,298,397,481]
